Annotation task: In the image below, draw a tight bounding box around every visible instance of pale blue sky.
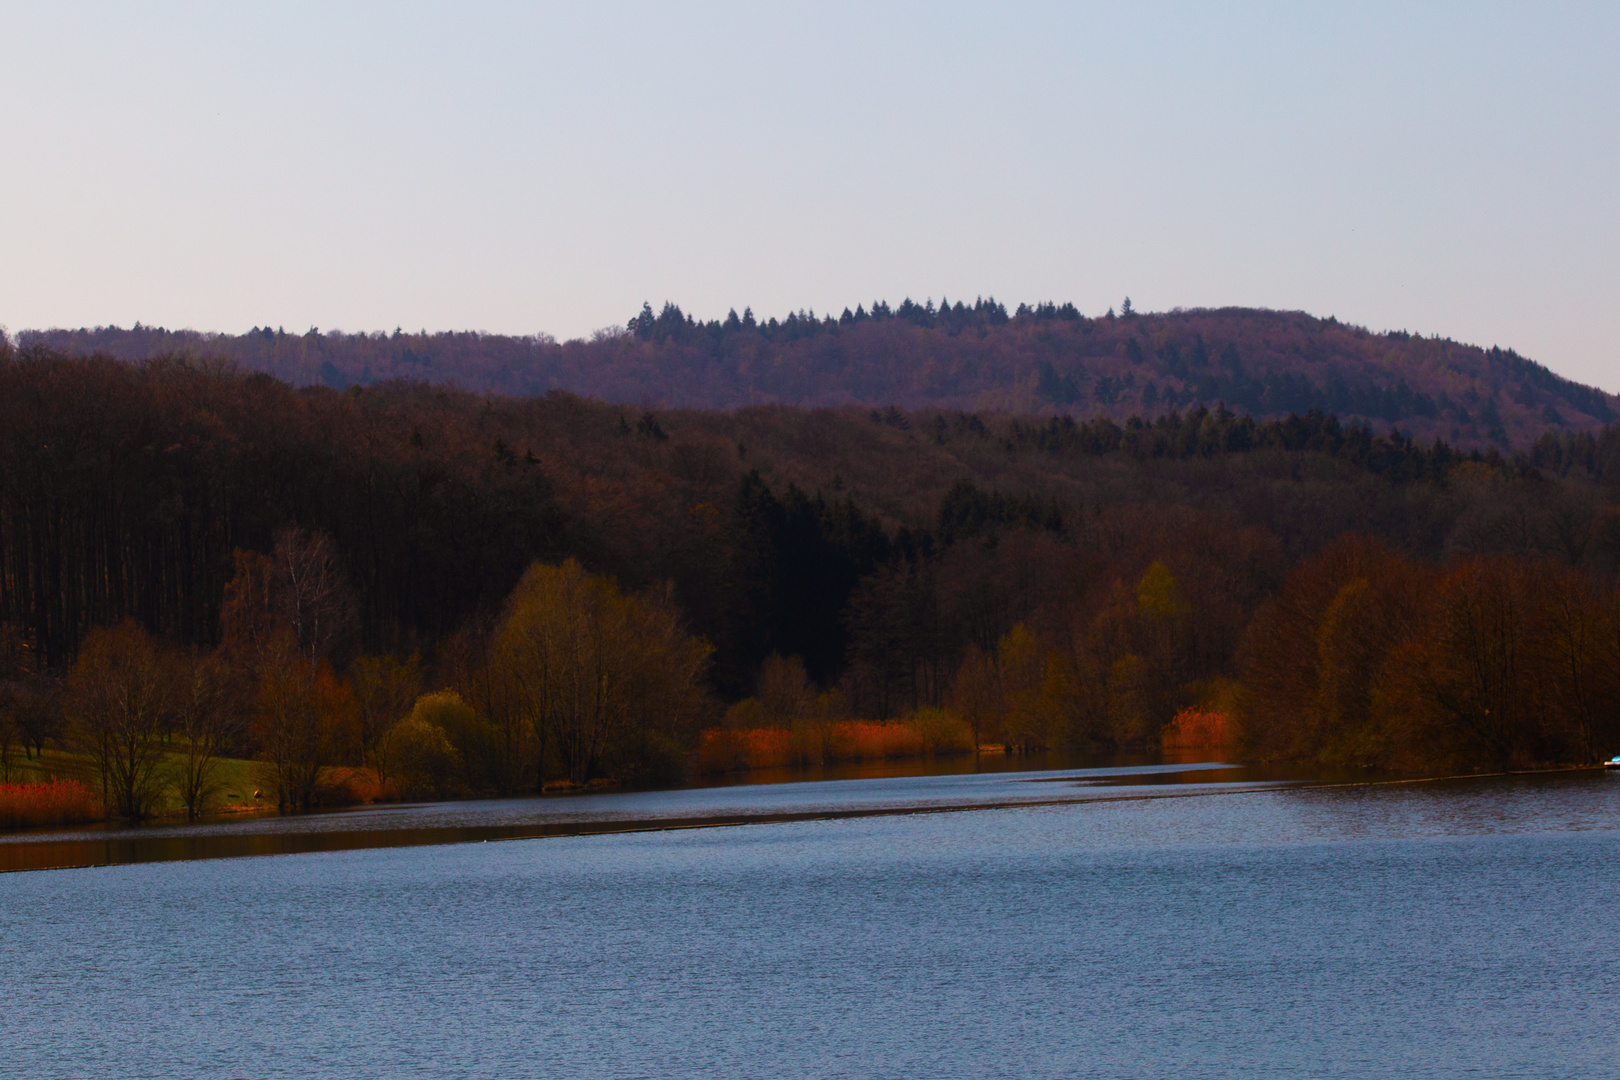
[3,2,1616,388]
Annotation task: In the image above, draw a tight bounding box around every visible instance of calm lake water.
[4,765,1619,1078]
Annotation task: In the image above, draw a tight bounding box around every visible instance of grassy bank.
[0,748,276,827]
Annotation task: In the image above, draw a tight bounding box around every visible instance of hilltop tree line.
[21,302,1615,449]
[3,344,1620,807]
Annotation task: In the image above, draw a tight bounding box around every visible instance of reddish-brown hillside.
[22,301,1615,448]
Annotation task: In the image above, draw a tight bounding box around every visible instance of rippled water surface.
[4,767,1619,1078]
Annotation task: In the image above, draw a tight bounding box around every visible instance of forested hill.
[21,302,1616,449]
[6,346,1620,773]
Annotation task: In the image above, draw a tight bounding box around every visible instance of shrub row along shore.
[0,703,1235,832]
[697,714,972,773]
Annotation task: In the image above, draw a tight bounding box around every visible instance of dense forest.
[3,339,1620,811]
[21,301,1616,450]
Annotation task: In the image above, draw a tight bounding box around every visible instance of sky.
[2,1,1617,389]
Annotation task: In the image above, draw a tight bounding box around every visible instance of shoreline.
[4,762,1614,876]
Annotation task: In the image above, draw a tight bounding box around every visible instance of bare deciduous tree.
[221,528,357,678]
[254,631,328,813]
[350,652,422,786]
[68,621,169,820]
[273,527,358,676]
[756,654,814,730]
[168,650,245,819]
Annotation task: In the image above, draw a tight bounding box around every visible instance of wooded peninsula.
[3,320,1619,825]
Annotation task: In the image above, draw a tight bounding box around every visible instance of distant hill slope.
[20,301,1616,448]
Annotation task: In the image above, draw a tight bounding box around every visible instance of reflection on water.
[1,758,1274,872]
[5,767,1620,1078]
[700,746,1116,786]
[4,754,1609,874]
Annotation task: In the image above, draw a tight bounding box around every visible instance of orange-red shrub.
[1162,708,1231,751]
[697,720,943,774]
[0,779,104,829]
[316,766,394,805]
[697,728,794,773]
[825,721,928,761]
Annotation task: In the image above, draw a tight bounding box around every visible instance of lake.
[3,764,1619,1078]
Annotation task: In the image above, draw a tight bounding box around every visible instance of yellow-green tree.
[997,624,1051,750]
[381,691,468,798]
[1136,561,1188,619]
[493,560,712,785]
[1105,654,1155,745]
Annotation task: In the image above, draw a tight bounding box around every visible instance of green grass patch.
[0,747,276,820]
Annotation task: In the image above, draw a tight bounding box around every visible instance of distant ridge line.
[15,303,1615,450]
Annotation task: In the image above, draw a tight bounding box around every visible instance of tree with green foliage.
[381,692,468,798]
